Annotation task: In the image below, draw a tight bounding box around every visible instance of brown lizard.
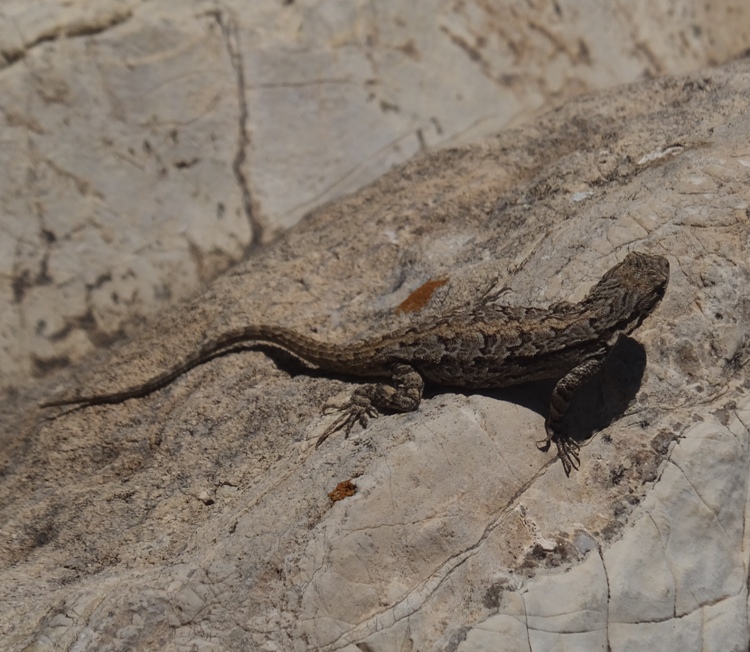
[41,252,669,475]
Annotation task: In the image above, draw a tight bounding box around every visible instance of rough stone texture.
[2,58,750,650]
[2,0,750,389]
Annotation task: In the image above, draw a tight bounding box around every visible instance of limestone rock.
[3,59,750,650]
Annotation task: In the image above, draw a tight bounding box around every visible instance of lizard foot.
[316,388,379,448]
[554,436,580,477]
[537,433,580,477]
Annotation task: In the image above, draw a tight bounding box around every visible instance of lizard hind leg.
[315,364,425,447]
[538,354,607,475]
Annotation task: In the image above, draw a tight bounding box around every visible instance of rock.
[2,0,750,389]
[2,58,750,650]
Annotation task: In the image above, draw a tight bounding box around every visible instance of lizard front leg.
[539,353,607,475]
[316,363,424,446]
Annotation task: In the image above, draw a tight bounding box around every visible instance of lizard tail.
[39,325,359,409]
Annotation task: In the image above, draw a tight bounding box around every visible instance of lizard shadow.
[432,335,648,447]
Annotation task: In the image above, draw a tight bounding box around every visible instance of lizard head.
[586,251,669,335]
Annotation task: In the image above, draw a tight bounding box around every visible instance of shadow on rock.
[443,334,648,446]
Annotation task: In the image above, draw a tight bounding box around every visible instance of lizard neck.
[578,286,647,345]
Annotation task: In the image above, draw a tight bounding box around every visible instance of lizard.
[40,251,669,475]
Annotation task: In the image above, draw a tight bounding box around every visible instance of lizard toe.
[315,393,380,447]
[555,437,581,476]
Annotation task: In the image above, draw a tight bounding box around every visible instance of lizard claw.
[554,437,580,477]
[316,389,379,447]
[537,431,580,476]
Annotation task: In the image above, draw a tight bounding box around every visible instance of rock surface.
[2,0,750,389]
[3,59,750,650]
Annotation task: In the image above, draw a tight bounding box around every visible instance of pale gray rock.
[3,58,750,650]
[2,0,750,388]
[460,407,750,652]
